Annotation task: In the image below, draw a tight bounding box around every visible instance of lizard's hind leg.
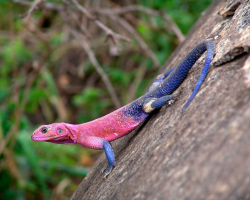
[148,67,176,92]
[100,140,115,179]
[143,94,177,113]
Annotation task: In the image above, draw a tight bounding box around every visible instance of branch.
[93,5,185,42]
[112,15,159,67]
[13,0,64,11]
[64,7,91,38]
[126,64,147,103]
[70,30,121,108]
[70,0,94,19]
[70,0,130,43]
[14,1,183,42]
[59,11,121,107]
[18,0,44,19]
[0,0,52,156]
[0,49,50,155]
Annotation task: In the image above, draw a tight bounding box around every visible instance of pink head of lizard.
[31,123,77,144]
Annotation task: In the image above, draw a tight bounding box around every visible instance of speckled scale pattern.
[77,102,149,143]
[76,134,104,149]
[151,41,214,99]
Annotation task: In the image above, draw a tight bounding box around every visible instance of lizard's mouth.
[31,134,67,141]
[31,134,75,144]
[46,138,75,144]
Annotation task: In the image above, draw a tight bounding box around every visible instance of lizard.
[31,40,214,178]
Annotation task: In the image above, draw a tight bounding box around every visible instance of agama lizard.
[31,40,214,178]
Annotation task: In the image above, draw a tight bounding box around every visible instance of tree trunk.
[71,0,250,199]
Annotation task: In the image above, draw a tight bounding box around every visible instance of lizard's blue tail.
[152,40,214,110]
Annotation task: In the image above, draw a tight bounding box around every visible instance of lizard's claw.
[101,164,115,179]
[103,169,112,179]
[101,165,108,174]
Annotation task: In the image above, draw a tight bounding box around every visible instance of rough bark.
[71,0,250,199]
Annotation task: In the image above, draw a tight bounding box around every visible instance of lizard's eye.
[57,128,63,133]
[41,127,48,134]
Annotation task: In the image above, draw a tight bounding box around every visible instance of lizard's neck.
[63,123,79,143]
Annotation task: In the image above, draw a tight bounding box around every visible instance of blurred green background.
[0,0,212,199]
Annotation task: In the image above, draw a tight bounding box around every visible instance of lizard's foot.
[101,164,115,179]
[101,165,108,174]
[103,168,112,179]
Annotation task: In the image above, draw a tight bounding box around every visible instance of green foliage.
[49,33,63,46]
[41,70,59,96]
[0,0,212,199]
[25,88,47,113]
[2,38,32,67]
[108,66,133,85]
[141,0,212,34]
[73,87,110,122]
[17,131,50,200]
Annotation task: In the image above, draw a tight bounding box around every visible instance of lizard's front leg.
[143,94,178,113]
[148,66,176,92]
[77,135,115,178]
